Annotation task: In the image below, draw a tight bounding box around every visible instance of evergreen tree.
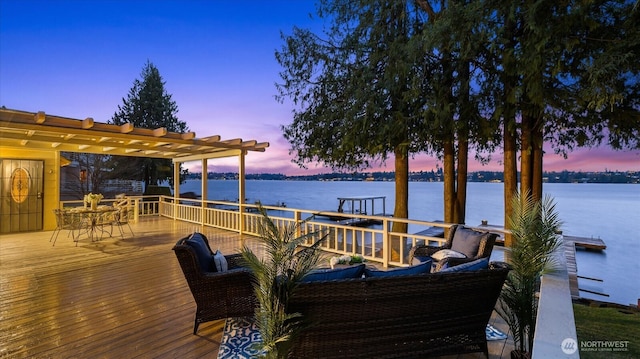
[415,0,501,224]
[276,0,431,234]
[278,1,501,227]
[109,61,189,188]
[484,0,640,242]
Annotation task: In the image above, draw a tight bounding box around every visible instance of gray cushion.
[439,258,489,273]
[301,264,366,282]
[450,227,487,258]
[213,250,228,272]
[364,259,432,278]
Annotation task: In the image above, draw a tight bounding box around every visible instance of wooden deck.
[0,217,264,359]
[0,217,511,359]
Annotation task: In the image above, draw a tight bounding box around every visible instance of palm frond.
[241,205,328,358]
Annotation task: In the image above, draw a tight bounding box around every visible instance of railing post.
[133,197,139,223]
[295,210,302,238]
[200,198,205,229]
[382,218,390,268]
[239,203,245,235]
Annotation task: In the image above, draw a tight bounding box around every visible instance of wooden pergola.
[0,108,269,232]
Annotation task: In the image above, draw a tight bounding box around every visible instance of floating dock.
[478,223,606,251]
[413,223,445,238]
[493,235,606,251]
[563,235,607,251]
[478,223,607,298]
[336,217,383,227]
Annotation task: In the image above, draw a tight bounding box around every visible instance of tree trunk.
[390,148,409,262]
[520,113,534,199]
[502,8,518,248]
[454,58,471,225]
[392,147,409,234]
[532,118,544,201]
[455,137,468,224]
[503,121,518,247]
[443,139,456,223]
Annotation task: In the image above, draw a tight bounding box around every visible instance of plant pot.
[511,350,530,359]
[330,264,352,269]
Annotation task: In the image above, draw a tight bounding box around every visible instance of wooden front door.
[0,159,44,233]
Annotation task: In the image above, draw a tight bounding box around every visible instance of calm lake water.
[178,179,640,306]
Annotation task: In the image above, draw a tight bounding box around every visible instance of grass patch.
[573,303,640,359]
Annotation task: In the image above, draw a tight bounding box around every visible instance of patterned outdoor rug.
[485,323,508,341]
[217,317,508,358]
[217,317,262,359]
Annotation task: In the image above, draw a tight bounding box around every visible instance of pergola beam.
[0,109,270,161]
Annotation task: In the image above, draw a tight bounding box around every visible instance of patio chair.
[172,232,256,334]
[111,198,134,238]
[409,224,497,271]
[50,209,85,246]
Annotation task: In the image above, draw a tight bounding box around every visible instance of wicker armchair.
[172,233,256,334]
[409,224,498,271]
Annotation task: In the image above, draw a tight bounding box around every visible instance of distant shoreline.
[185,170,640,184]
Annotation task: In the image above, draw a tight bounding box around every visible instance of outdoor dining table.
[67,206,117,242]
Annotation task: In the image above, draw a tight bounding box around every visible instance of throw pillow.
[439,258,489,273]
[431,249,467,261]
[411,255,432,266]
[213,250,228,272]
[301,263,365,282]
[185,234,213,272]
[450,227,488,258]
[364,259,432,278]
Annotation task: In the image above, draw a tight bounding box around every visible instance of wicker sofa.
[286,260,509,359]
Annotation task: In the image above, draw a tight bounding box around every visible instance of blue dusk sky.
[1,0,638,174]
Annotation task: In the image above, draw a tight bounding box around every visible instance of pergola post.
[173,162,180,220]
[201,158,208,228]
[238,151,246,234]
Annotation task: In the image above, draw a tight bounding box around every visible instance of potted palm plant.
[240,206,328,359]
[496,191,563,359]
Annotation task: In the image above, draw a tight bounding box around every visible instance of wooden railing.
[157,196,460,267]
[60,195,161,224]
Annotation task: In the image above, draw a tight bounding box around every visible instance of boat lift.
[337,196,386,216]
[317,196,390,226]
